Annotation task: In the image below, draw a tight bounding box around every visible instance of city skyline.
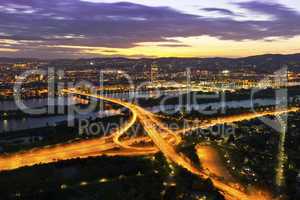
[1,0,300,58]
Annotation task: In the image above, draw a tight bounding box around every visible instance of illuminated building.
[151,63,159,83]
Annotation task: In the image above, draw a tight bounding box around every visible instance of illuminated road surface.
[196,145,235,183]
[196,145,273,200]
[176,107,299,135]
[0,89,297,200]
[275,117,288,188]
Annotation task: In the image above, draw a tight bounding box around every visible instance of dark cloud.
[202,8,237,16]
[156,44,191,47]
[0,0,300,57]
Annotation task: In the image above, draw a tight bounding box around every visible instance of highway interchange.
[0,89,298,200]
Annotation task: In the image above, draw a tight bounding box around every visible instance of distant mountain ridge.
[1,53,300,72]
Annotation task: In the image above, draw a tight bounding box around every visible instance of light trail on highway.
[176,107,299,136]
[132,101,256,200]
[0,89,297,200]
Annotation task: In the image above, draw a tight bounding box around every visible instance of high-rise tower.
[150,63,159,83]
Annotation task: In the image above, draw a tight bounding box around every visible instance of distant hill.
[1,53,300,72]
[0,58,40,63]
